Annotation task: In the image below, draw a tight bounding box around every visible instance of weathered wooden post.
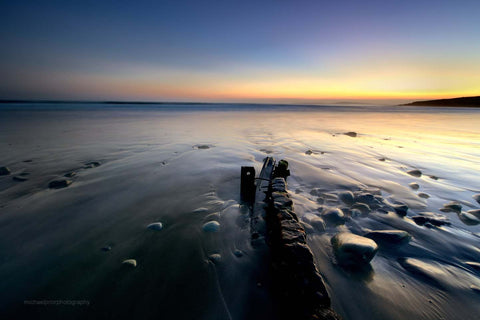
[240,166,255,203]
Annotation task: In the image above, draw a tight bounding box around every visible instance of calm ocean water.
[1,103,479,320]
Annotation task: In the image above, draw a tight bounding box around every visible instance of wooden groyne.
[241,157,340,320]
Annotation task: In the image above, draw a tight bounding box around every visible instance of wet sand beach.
[1,103,480,320]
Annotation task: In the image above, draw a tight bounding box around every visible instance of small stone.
[196,145,210,149]
[147,222,164,231]
[339,191,355,206]
[473,194,480,205]
[101,246,112,252]
[122,259,137,267]
[364,230,411,245]
[441,201,462,213]
[322,208,345,225]
[429,175,439,180]
[203,221,220,232]
[193,207,208,214]
[458,212,480,226]
[84,161,101,168]
[234,250,244,257]
[0,166,11,176]
[407,169,422,177]
[354,193,377,206]
[467,209,480,219]
[302,214,326,232]
[409,183,420,190]
[344,132,357,137]
[331,232,378,265]
[351,203,371,216]
[379,158,386,162]
[305,149,313,155]
[12,176,28,182]
[418,193,430,199]
[64,172,76,178]
[48,179,72,189]
[412,213,450,227]
[391,203,408,216]
[23,159,33,163]
[208,254,221,263]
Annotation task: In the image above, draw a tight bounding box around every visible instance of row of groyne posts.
[241,157,341,320]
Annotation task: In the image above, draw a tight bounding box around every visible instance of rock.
[305,149,313,155]
[0,166,11,175]
[473,194,480,205]
[407,169,422,177]
[23,159,33,163]
[412,213,450,227]
[322,208,345,225]
[101,246,112,252]
[409,182,420,190]
[48,179,72,189]
[302,214,326,232]
[64,172,76,178]
[379,158,386,162]
[467,209,480,219]
[208,254,221,263]
[272,192,293,207]
[441,201,462,213]
[196,145,210,149]
[233,250,244,257]
[389,203,408,216]
[12,176,28,182]
[84,161,101,168]
[364,230,411,245]
[331,232,378,265]
[147,222,164,231]
[122,259,137,267]
[338,191,355,206]
[418,193,430,199]
[202,221,220,232]
[271,178,287,192]
[458,212,480,226]
[193,207,208,214]
[429,175,439,180]
[354,193,377,206]
[351,203,371,216]
[344,132,357,137]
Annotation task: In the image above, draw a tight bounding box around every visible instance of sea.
[0,102,479,320]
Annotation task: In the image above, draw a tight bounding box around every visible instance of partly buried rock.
[122,259,137,267]
[441,201,462,213]
[202,221,220,232]
[473,194,480,205]
[458,212,480,226]
[302,214,326,232]
[418,193,430,199]
[322,208,345,225]
[344,132,357,137]
[48,179,72,189]
[84,161,101,168]
[467,209,480,219]
[331,232,378,265]
[305,149,313,155]
[409,182,420,190]
[147,222,164,231]
[12,176,28,182]
[0,166,11,176]
[364,230,411,245]
[407,169,422,177]
[338,191,355,206]
[351,203,371,216]
[411,213,450,227]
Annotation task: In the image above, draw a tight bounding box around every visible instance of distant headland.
[402,96,480,107]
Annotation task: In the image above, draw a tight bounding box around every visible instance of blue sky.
[1,0,479,102]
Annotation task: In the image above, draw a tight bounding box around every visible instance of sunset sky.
[1,0,479,103]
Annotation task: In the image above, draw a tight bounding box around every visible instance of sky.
[0,0,479,103]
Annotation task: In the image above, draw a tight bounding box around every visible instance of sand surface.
[0,103,479,319]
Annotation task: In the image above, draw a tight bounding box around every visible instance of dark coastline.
[401,96,480,107]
